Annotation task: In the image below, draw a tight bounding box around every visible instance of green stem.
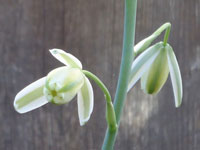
[153,22,171,37]
[163,24,171,46]
[82,70,117,131]
[102,0,137,149]
[134,22,171,55]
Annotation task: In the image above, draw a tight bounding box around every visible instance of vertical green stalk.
[102,0,137,149]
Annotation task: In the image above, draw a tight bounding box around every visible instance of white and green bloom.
[128,42,183,107]
[14,49,94,126]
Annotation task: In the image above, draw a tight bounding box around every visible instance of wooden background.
[0,0,200,149]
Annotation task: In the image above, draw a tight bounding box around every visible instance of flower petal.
[166,45,183,107]
[77,76,94,126]
[141,47,169,94]
[14,77,48,113]
[128,42,164,92]
[50,49,82,69]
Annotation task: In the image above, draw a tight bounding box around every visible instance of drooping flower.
[128,42,183,107]
[14,49,94,126]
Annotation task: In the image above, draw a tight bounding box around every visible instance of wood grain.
[0,0,199,149]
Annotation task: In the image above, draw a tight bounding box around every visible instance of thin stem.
[163,24,171,46]
[153,22,171,37]
[102,0,137,149]
[134,22,172,56]
[82,70,117,131]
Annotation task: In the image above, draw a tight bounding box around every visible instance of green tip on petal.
[49,49,82,69]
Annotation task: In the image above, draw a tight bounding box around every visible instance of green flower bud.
[141,46,169,94]
[44,66,84,104]
[128,42,183,107]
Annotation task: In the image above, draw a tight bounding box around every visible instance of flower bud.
[43,66,84,104]
[141,46,169,94]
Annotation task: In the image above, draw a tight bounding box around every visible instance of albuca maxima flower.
[128,42,183,107]
[14,49,94,126]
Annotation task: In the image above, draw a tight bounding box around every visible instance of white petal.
[166,45,183,107]
[50,49,82,69]
[128,42,164,91]
[77,76,94,126]
[14,77,48,113]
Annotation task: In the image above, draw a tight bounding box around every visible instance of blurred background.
[0,0,200,150]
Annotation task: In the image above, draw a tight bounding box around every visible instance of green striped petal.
[141,46,169,94]
[77,76,94,126]
[14,77,48,113]
[50,49,82,69]
[166,45,183,107]
[128,42,164,91]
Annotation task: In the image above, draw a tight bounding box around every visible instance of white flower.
[128,42,183,107]
[14,49,94,126]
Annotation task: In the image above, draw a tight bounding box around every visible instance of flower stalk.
[102,0,137,149]
[82,70,117,131]
[134,22,172,56]
[163,24,171,46]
